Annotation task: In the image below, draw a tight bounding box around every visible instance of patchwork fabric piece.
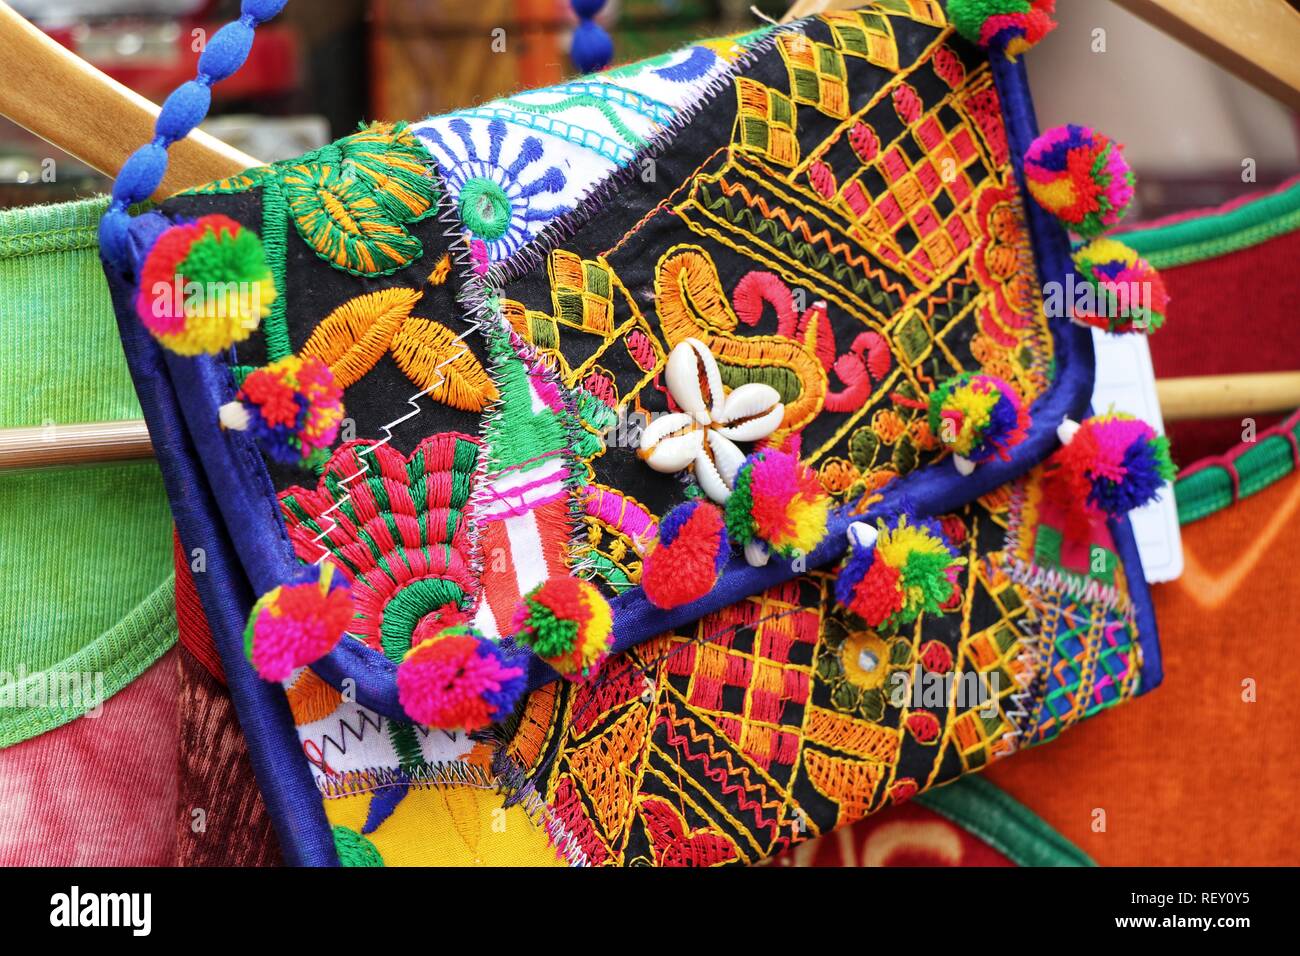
[99,1,1162,866]
[168,123,495,479]
[491,460,1147,866]
[412,41,740,263]
[493,7,1056,600]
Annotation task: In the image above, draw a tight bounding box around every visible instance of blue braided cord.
[99,0,288,263]
[570,0,614,74]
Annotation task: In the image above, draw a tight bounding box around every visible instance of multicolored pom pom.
[724,446,831,567]
[1071,238,1168,334]
[950,0,1057,59]
[928,373,1029,475]
[641,500,730,610]
[1046,414,1176,527]
[135,213,276,355]
[834,515,965,632]
[396,624,526,730]
[1024,125,1135,238]
[223,355,344,464]
[244,562,352,682]
[512,577,614,680]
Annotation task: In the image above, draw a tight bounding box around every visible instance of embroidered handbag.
[99,0,1170,866]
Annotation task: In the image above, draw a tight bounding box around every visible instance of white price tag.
[1089,329,1183,583]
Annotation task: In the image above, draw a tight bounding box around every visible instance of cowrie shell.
[665,338,723,424]
[639,412,703,472]
[696,430,746,504]
[715,382,784,442]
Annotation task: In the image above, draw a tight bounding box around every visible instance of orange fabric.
[983,472,1300,865]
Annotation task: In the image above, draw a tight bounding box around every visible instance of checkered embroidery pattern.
[779,34,850,119]
[664,578,821,776]
[735,77,799,166]
[824,10,900,70]
[550,249,615,335]
[811,55,1009,287]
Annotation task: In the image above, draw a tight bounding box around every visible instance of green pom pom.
[519,601,579,657]
[949,0,1026,42]
[723,463,758,545]
[178,223,272,288]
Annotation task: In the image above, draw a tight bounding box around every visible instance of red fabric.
[169,531,282,865]
[0,653,178,866]
[769,802,1014,867]
[173,530,225,683]
[1147,225,1300,466]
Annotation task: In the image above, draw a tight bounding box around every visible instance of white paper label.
[1088,328,1183,583]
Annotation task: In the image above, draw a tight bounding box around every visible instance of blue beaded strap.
[571,0,614,74]
[99,0,288,262]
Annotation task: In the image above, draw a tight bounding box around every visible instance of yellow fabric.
[323,785,564,867]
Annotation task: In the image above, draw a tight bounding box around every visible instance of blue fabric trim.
[1110,508,1164,691]
[103,218,338,867]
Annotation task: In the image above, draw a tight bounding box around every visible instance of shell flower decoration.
[638,338,785,503]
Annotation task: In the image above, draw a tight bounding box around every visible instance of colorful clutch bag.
[100,0,1169,865]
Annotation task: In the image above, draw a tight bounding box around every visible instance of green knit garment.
[0,197,176,748]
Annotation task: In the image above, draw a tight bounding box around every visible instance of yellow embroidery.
[303,287,423,389]
[427,253,452,286]
[778,34,850,119]
[391,316,498,412]
[734,77,799,167]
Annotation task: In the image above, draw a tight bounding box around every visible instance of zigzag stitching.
[315,760,495,797]
[710,173,908,285]
[924,272,978,316]
[312,707,385,761]
[302,176,494,592]
[696,179,908,307]
[1002,554,1132,619]
[658,707,795,851]
[999,611,1043,753]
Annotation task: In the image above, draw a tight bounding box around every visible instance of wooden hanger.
[1,0,1298,469]
[0,2,261,198]
[1112,0,1300,111]
[0,0,259,468]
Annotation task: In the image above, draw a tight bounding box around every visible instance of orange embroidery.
[654,245,828,433]
[301,287,497,411]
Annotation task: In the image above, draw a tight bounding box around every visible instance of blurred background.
[1,0,1297,214]
[2,0,1297,466]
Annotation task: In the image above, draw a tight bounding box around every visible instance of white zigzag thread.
[314,761,495,799]
[1002,553,1133,619]
[304,177,494,580]
[999,609,1044,754]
